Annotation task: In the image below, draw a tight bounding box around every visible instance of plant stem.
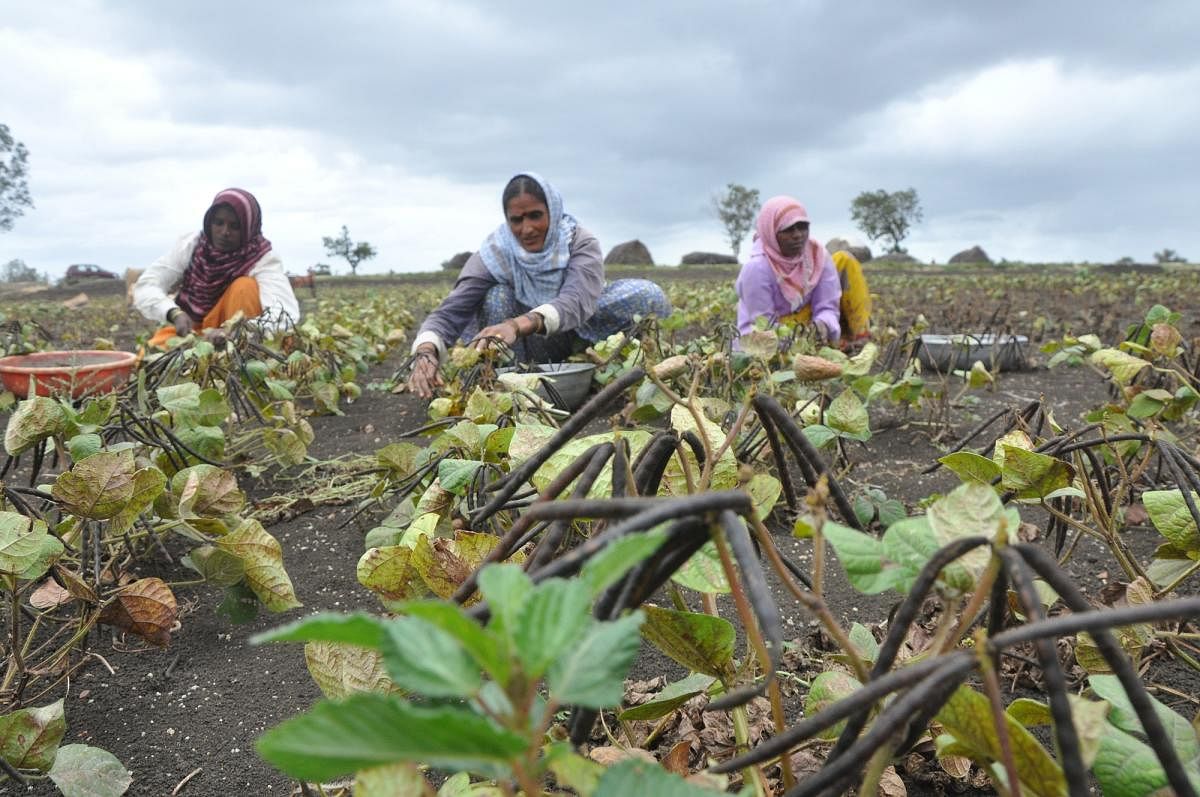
[977,631,1022,797]
[730,705,768,796]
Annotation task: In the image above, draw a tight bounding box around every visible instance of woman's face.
[209,205,244,252]
[505,192,551,252]
[776,220,809,258]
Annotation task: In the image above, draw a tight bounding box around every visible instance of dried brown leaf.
[98,577,177,646]
[29,579,72,610]
[661,740,691,776]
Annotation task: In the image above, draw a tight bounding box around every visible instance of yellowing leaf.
[216,519,301,612]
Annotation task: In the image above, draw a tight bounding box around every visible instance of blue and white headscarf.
[478,172,578,309]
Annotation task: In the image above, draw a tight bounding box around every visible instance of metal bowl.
[498,362,597,410]
[915,334,1028,372]
[0,350,139,398]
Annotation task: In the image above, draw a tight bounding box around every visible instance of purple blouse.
[735,250,842,342]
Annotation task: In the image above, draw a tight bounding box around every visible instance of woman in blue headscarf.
[407,173,671,399]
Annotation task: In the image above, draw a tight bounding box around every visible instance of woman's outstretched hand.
[407,347,444,400]
[173,312,194,337]
[471,320,519,352]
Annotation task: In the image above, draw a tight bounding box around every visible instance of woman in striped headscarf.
[133,188,299,348]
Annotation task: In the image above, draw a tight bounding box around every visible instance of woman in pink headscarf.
[735,196,843,344]
[133,188,300,348]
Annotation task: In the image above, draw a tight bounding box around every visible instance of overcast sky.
[2,1,1198,278]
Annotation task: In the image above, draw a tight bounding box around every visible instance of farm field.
[2,264,1200,796]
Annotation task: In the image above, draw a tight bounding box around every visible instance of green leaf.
[253,612,388,648]
[181,544,245,587]
[821,521,904,594]
[668,405,738,490]
[513,578,591,679]
[216,581,260,623]
[1000,446,1075,500]
[175,425,226,463]
[746,473,782,520]
[52,449,138,519]
[66,433,103,462]
[826,389,871,442]
[669,541,730,594]
[802,424,837,449]
[1142,490,1200,552]
[0,699,66,772]
[399,601,508,687]
[935,685,1066,797]
[594,758,728,797]
[0,513,64,580]
[47,744,132,797]
[805,671,862,740]
[640,605,734,678]
[882,516,975,596]
[578,527,668,598]
[1088,674,1200,764]
[927,483,1016,580]
[477,564,532,645]
[618,672,717,721]
[216,519,301,612]
[1006,695,1110,769]
[848,622,879,665]
[256,694,526,781]
[939,451,1002,485]
[549,611,645,708]
[4,396,67,456]
[438,458,485,496]
[380,616,482,697]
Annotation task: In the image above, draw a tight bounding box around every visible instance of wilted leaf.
[305,641,400,700]
[0,512,64,580]
[412,532,499,600]
[353,762,431,797]
[805,671,862,739]
[939,451,1002,485]
[935,685,1066,797]
[0,699,66,772]
[109,467,167,536]
[927,483,1017,580]
[30,579,73,609]
[640,605,735,678]
[1091,348,1151,386]
[52,449,137,520]
[176,464,245,518]
[826,389,871,442]
[216,519,301,611]
[181,545,246,587]
[1000,446,1074,500]
[47,744,132,797]
[357,545,426,609]
[99,577,177,647]
[4,396,67,456]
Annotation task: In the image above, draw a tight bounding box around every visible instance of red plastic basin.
[0,350,139,399]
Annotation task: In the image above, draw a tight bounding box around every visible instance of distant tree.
[712,183,760,259]
[1,258,41,283]
[321,226,377,276]
[1154,248,1186,264]
[1,124,33,233]
[1115,256,1136,266]
[850,188,923,253]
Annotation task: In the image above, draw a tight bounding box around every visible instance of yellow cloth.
[148,276,263,349]
[780,252,871,344]
[833,251,871,340]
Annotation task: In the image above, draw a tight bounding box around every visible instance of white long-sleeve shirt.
[132,232,300,328]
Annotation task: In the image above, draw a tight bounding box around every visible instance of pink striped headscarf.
[751,196,826,310]
[175,188,273,320]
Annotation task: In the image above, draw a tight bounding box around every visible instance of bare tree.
[712,183,760,259]
[1154,248,1186,264]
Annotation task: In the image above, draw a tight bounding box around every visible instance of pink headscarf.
[751,196,826,310]
[175,188,273,320]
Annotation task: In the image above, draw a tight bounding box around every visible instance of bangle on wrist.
[524,312,544,335]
